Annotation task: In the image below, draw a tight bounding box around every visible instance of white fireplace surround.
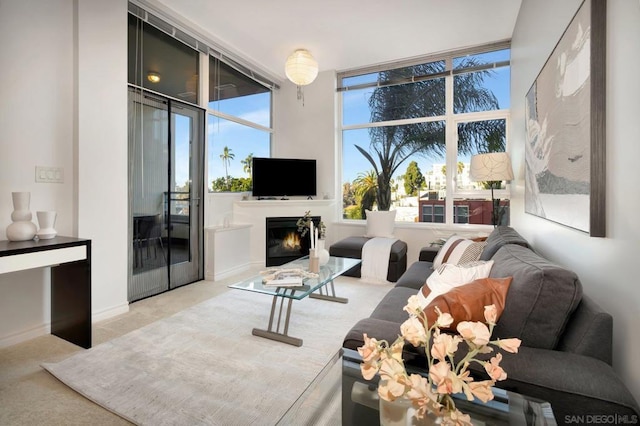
[232,199,336,266]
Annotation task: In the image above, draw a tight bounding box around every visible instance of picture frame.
[524,0,606,237]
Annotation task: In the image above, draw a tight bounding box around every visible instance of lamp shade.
[469,152,514,181]
[285,49,318,86]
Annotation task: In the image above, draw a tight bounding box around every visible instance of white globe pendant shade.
[285,49,318,86]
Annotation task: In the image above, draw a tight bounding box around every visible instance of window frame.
[205,56,274,193]
[337,42,512,228]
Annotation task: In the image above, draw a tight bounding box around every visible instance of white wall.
[76,0,129,321]
[0,0,76,344]
[273,70,338,201]
[0,0,129,347]
[510,0,640,403]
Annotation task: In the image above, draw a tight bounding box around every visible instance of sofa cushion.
[369,286,416,324]
[421,277,512,329]
[343,317,401,351]
[489,347,640,421]
[432,236,487,268]
[489,244,582,349]
[364,210,396,238]
[556,294,613,364]
[480,226,530,261]
[418,260,494,308]
[395,261,434,290]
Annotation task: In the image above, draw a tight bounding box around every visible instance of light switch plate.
[35,166,64,183]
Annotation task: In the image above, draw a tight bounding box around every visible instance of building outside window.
[339,43,511,226]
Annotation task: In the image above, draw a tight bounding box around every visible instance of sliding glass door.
[128,87,203,301]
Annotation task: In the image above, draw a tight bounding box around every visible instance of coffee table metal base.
[252,280,348,347]
[310,280,348,304]
[252,287,302,346]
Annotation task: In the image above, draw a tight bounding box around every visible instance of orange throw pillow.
[421,277,513,329]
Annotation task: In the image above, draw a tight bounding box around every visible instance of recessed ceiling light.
[147,72,161,83]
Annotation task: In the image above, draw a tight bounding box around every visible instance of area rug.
[42,277,390,425]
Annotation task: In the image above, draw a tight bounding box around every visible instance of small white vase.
[36,211,57,240]
[379,397,441,426]
[6,191,37,241]
[379,396,416,426]
[316,239,330,265]
[10,191,32,222]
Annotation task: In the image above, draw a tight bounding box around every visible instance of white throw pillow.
[432,236,487,269]
[417,260,494,309]
[364,210,397,238]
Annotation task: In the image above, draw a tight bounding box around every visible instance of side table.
[0,236,92,348]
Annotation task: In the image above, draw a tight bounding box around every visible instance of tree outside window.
[208,57,272,192]
[340,46,511,225]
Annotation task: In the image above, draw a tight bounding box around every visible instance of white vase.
[379,397,416,426]
[6,192,37,241]
[36,211,57,239]
[379,397,441,426]
[316,239,330,265]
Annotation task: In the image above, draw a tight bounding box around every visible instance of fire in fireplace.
[265,216,320,266]
[282,231,302,251]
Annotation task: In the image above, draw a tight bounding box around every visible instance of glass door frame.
[128,86,204,302]
[168,99,204,290]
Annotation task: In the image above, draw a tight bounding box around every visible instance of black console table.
[0,236,92,348]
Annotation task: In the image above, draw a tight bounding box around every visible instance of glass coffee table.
[229,255,361,347]
[342,348,558,425]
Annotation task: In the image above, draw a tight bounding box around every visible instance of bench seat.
[329,236,407,282]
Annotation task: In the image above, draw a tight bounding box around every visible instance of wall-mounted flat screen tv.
[252,157,317,199]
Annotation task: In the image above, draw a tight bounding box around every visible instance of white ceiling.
[151,0,522,83]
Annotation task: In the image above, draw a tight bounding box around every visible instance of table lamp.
[469,152,514,226]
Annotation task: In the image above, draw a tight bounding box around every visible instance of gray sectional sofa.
[342,226,639,423]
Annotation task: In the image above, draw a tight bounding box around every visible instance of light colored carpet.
[42,276,390,426]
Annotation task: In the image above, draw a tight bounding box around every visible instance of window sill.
[336,219,495,234]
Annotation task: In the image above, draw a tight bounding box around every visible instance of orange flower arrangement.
[359,295,521,425]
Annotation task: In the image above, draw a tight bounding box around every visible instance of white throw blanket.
[361,237,398,283]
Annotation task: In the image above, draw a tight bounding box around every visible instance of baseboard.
[92,302,130,323]
[0,323,51,349]
[206,263,251,281]
[0,302,130,349]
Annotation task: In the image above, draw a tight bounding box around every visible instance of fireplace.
[265,216,320,266]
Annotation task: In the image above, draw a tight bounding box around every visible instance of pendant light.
[285,49,318,105]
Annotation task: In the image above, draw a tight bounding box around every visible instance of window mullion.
[445,57,455,225]
[207,109,273,134]
[342,115,446,131]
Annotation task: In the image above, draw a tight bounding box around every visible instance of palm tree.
[441,162,465,179]
[219,146,235,189]
[241,153,253,177]
[352,170,378,219]
[355,59,505,211]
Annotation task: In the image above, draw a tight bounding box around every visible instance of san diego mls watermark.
[565,414,638,424]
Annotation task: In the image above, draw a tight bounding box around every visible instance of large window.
[208,58,272,192]
[339,44,511,225]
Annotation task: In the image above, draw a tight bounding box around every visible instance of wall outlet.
[35,166,64,183]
